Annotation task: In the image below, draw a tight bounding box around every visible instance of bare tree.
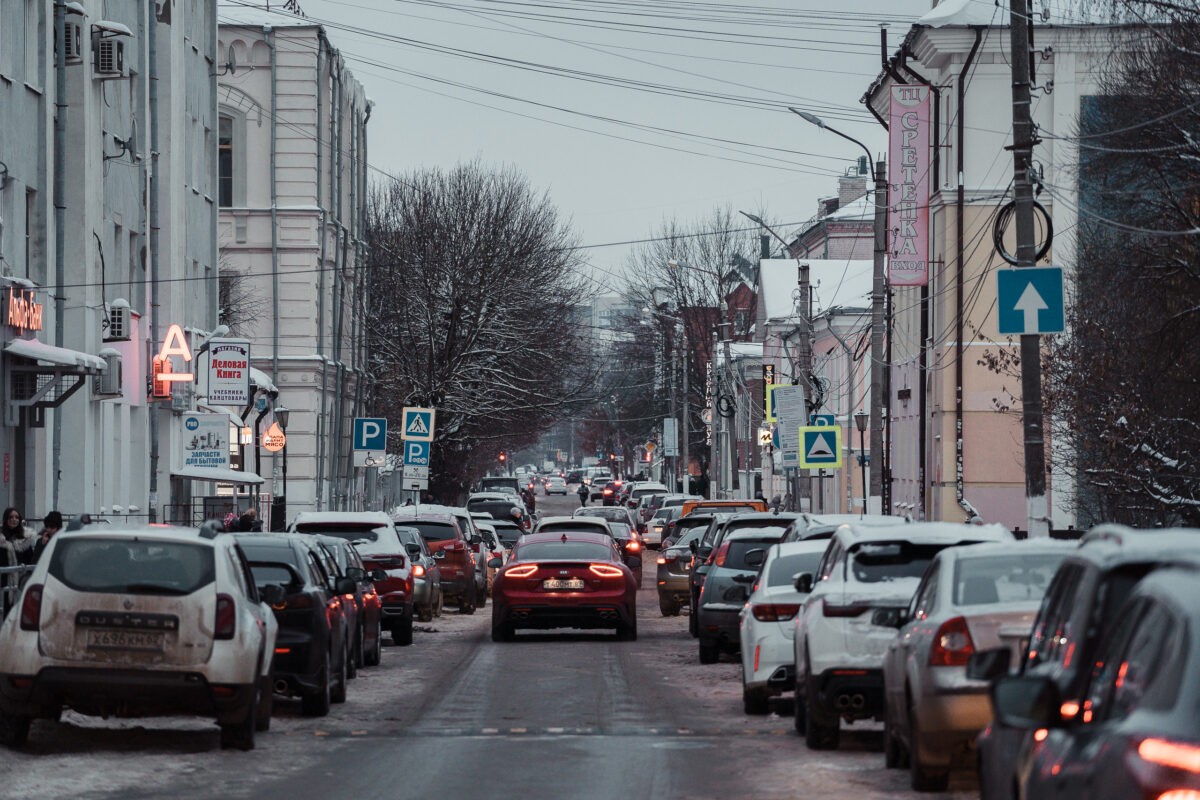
[217,267,263,337]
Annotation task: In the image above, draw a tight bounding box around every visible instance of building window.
[218,114,234,207]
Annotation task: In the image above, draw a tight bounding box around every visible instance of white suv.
[0,525,280,750]
[792,521,1011,750]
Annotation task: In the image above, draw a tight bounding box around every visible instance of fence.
[1,565,34,620]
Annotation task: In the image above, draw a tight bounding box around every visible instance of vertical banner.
[762,364,775,419]
[889,84,931,286]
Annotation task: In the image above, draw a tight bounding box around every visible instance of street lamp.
[854,409,868,516]
[791,107,888,512]
[273,406,289,531]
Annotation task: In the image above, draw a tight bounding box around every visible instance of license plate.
[542,578,584,590]
[85,628,166,652]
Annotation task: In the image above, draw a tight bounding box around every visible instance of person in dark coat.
[30,511,63,563]
[576,483,589,507]
[236,507,263,532]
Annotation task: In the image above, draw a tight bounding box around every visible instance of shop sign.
[889,84,931,287]
[152,323,194,399]
[179,413,230,470]
[263,422,286,453]
[5,287,43,333]
[207,339,251,405]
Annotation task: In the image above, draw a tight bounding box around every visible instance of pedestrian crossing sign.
[402,407,436,442]
[798,425,842,469]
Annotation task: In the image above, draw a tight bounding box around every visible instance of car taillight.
[505,564,538,578]
[1138,738,1200,774]
[712,542,730,567]
[215,593,236,640]
[603,489,613,496]
[589,564,625,578]
[657,555,675,565]
[19,584,43,631]
[752,603,800,622]
[626,540,641,553]
[1155,792,1200,800]
[822,599,870,618]
[447,541,466,552]
[412,564,426,578]
[276,593,313,611]
[929,616,975,666]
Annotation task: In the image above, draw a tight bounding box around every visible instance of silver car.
[880,539,1073,791]
[395,525,442,621]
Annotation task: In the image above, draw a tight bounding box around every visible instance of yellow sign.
[764,383,787,423]
[263,422,287,453]
[798,425,842,469]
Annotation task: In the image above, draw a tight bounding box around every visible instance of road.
[1,493,979,800]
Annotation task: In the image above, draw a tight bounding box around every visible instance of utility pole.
[709,328,719,499]
[797,261,812,511]
[870,158,888,514]
[1008,0,1050,537]
[680,327,689,495]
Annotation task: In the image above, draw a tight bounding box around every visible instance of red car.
[490,530,638,642]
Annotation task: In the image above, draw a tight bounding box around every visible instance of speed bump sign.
[798,425,842,469]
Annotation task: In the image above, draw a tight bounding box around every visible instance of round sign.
[644,441,656,453]
[263,422,286,453]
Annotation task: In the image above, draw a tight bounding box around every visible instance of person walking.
[30,511,63,563]
[1,508,34,617]
[576,482,589,507]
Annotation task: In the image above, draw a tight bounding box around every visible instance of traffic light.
[498,450,507,463]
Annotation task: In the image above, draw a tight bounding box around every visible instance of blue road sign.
[403,440,431,467]
[997,267,1064,335]
[353,417,387,451]
[402,407,436,442]
[798,426,842,469]
[809,414,836,427]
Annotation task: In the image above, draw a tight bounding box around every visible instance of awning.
[5,338,107,371]
[197,403,246,426]
[249,367,277,395]
[171,465,264,485]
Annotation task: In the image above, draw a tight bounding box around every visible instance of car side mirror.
[870,607,906,629]
[334,577,357,595]
[345,566,365,581]
[991,675,1062,729]
[744,548,765,568]
[405,543,422,558]
[967,647,1013,682]
[697,545,712,560]
[794,572,814,594]
[369,568,388,582]
[260,584,286,606]
[487,557,503,569]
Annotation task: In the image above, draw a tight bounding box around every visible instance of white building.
[217,4,372,522]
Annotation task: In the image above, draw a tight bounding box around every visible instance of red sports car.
[490,530,638,642]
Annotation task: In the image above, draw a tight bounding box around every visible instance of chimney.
[838,167,869,207]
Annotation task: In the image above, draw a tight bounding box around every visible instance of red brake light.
[412,564,426,578]
[928,616,975,666]
[19,584,43,631]
[1137,738,1200,773]
[822,599,870,618]
[589,564,625,578]
[656,555,674,565]
[751,603,800,622]
[215,593,236,640]
[505,564,538,578]
[626,540,641,553]
[712,542,731,567]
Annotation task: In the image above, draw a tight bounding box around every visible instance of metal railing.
[1,565,34,620]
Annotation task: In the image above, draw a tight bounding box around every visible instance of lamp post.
[273,406,289,531]
[854,409,868,516]
[790,108,888,515]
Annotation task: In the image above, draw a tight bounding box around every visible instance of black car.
[695,528,788,664]
[235,533,356,717]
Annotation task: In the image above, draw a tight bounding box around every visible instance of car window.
[249,563,298,588]
[1085,600,1183,722]
[294,522,393,543]
[515,541,614,561]
[233,544,260,601]
[224,548,252,599]
[847,542,944,583]
[306,551,328,587]
[408,521,459,543]
[1026,562,1084,670]
[766,551,824,587]
[816,540,843,581]
[722,539,778,570]
[48,538,216,595]
[953,552,1066,606]
[673,528,705,550]
[910,563,940,620]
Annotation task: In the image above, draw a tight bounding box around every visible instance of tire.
[255,674,273,732]
[392,619,414,647]
[219,689,256,751]
[491,622,514,642]
[743,685,770,716]
[804,675,840,750]
[330,644,349,704]
[476,577,487,608]
[688,595,699,637]
[793,676,808,734]
[363,617,383,667]
[659,594,680,617]
[698,638,719,664]
[459,582,476,615]
[434,589,443,618]
[347,627,360,679]
[884,700,906,768]
[417,601,433,623]
[0,710,31,748]
[909,706,949,792]
[301,652,332,717]
[617,616,638,641]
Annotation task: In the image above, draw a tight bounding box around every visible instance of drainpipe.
[147,0,162,521]
[329,61,346,507]
[51,0,67,511]
[268,28,279,385]
[208,0,219,328]
[825,317,858,514]
[956,28,984,519]
[315,34,328,509]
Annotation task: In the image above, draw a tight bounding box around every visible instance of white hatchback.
[0,525,279,750]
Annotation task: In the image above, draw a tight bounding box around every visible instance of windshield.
[767,551,824,587]
[848,542,947,583]
[48,538,215,595]
[515,541,613,561]
[954,552,1066,606]
[406,521,458,543]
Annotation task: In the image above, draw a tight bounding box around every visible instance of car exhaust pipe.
[835,694,851,709]
[274,679,289,695]
[850,694,865,710]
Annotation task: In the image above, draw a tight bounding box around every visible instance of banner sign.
[762,364,776,419]
[772,385,808,468]
[206,339,251,406]
[889,84,931,287]
[179,413,230,470]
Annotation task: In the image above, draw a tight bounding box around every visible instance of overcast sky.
[224,0,938,292]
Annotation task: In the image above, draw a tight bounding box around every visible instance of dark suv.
[392,512,477,613]
[695,527,789,664]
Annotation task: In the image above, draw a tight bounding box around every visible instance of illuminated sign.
[888,84,931,287]
[6,287,44,333]
[206,339,251,405]
[152,323,194,399]
[263,422,286,452]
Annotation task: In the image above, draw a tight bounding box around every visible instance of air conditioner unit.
[104,299,131,342]
[93,38,126,78]
[62,23,84,63]
[94,350,123,398]
[171,382,194,412]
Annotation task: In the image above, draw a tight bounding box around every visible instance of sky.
[218,0,939,293]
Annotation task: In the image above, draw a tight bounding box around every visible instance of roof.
[775,539,835,557]
[1074,526,1200,567]
[725,526,789,542]
[918,0,1001,28]
[58,524,204,542]
[291,511,392,526]
[840,521,1012,546]
[937,537,1079,561]
[217,2,321,29]
[717,342,763,365]
[824,193,875,222]
[758,258,876,321]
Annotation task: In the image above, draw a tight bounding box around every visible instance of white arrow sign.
[1014,282,1048,334]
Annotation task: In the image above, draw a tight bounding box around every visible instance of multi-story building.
[217,3,372,521]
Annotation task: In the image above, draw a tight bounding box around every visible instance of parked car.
[973,526,1200,800]
[543,476,568,495]
[879,539,1073,790]
[391,510,478,614]
[623,481,668,511]
[466,492,532,531]
[475,522,508,592]
[574,504,639,531]
[235,533,356,719]
[394,525,442,622]
[0,525,280,750]
[656,527,707,617]
[679,498,769,517]
[477,476,521,495]
[696,526,791,664]
[645,506,681,548]
[489,519,524,551]
[490,529,638,642]
[739,540,828,714]
[989,564,1200,800]
[780,513,909,543]
[313,535,387,672]
[599,480,625,506]
[291,511,416,647]
[793,521,1012,751]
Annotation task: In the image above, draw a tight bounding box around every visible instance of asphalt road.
[1,492,980,800]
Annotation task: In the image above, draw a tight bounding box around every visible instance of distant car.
[680,498,769,517]
[391,510,478,614]
[623,482,668,512]
[880,539,1072,790]
[739,540,828,714]
[543,476,568,495]
[475,522,507,591]
[656,527,705,616]
[0,525,279,750]
[478,476,521,495]
[394,526,442,622]
[490,530,638,642]
[644,506,680,548]
[696,526,790,664]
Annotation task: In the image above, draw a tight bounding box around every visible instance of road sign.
[764,383,787,423]
[799,425,842,469]
[403,464,430,480]
[403,440,431,467]
[353,417,387,451]
[353,450,386,467]
[402,407,435,442]
[644,441,656,453]
[809,414,836,427]
[406,478,429,492]
[997,267,1064,335]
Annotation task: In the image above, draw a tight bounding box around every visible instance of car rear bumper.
[744,635,795,692]
[912,688,992,764]
[495,603,634,630]
[0,668,255,722]
[815,667,885,720]
[697,605,742,649]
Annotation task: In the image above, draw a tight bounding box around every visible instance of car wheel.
[617,617,638,641]
[742,672,770,715]
[793,676,808,734]
[347,628,360,679]
[658,594,680,617]
[883,699,905,768]
[698,638,719,664]
[417,602,433,623]
[392,619,414,647]
[0,710,32,748]
[301,652,332,717]
[491,621,515,642]
[804,674,840,750]
[330,644,349,704]
[364,617,383,667]
[909,705,949,791]
[255,674,273,732]
[476,581,487,608]
[219,684,257,751]
[688,597,699,637]
[434,589,444,618]
[459,584,476,615]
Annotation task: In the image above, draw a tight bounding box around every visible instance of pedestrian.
[236,507,262,532]
[30,510,63,563]
[2,508,34,616]
[576,482,589,507]
[223,511,238,531]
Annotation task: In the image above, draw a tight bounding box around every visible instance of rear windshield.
[407,521,458,543]
[491,524,523,546]
[725,539,778,570]
[516,541,613,561]
[294,523,392,544]
[479,478,519,493]
[726,523,787,537]
[48,538,215,595]
[953,552,1067,606]
[632,488,665,499]
[693,505,760,515]
[849,542,946,583]
[240,542,301,570]
[248,563,297,588]
[671,529,705,550]
[468,500,523,520]
[767,551,824,587]
[578,509,628,522]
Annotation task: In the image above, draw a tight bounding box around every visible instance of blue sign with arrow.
[997,267,1064,335]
